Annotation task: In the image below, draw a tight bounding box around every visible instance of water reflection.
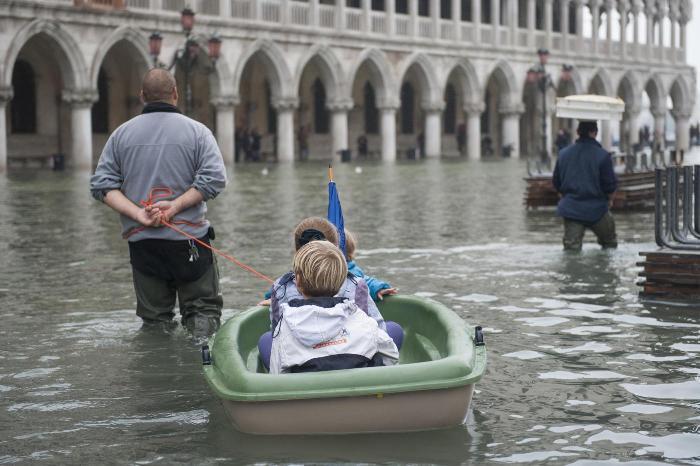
[0,158,699,464]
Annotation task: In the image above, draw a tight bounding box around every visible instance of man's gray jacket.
[90,104,227,241]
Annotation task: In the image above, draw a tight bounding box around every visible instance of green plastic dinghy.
[203,295,487,435]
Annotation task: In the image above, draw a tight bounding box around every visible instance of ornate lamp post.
[527,49,573,164]
[148,7,222,117]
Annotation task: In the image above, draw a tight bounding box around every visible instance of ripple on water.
[539,371,632,380]
[670,343,700,353]
[516,317,570,327]
[492,305,541,313]
[620,380,700,400]
[12,368,60,379]
[455,293,499,303]
[585,430,700,460]
[625,353,689,362]
[554,342,612,354]
[615,404,674,414]
[493,450,579,463]
[8,401,97,412]
[78,409,209,428]
[561,326,621,336]
[567,459,670,466]
[502,350,545,360]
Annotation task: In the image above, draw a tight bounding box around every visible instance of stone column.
[631,0,641,60]
[212,96,238,166]
[310,0,319,27]
[601,120,613,150]
[527,0,535,47]
[652,109,666,150]
[590,0,601,55]
[328,101,353,159]
[410,0,418,37]
[500,104,523,159]
[575,0,584,52]
[679,16,688,63]
[431,0,440,39]
[625,104,641,154]
[668,4,678,64]
[0,87,12,172]
[657,2,667,62]
[335,0,345,28]
[424,105,443,157]
[379,106,397,161]
[219,0,231,17]
[387,0,396,35]
[672,109,691,152]
[605,0,615,57]
[544,0,553,48]
[361,0,371,32]
[646,4,655,61]
[618,0,628,59]
[510,0,519,46]
[465,102,484,160]
[561,0,570,52]
[274,99,297,162]
[472,0,481,43]
[63,90,97,170]
[452,0,461,40]
[493,0,501,46]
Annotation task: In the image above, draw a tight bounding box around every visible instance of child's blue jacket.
[347,260,390,302]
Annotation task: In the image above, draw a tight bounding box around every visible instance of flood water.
[1,157,699,465]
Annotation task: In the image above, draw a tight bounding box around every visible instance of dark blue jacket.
[552,137,617,225]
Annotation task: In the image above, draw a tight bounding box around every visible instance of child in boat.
[269,240,399,374]
[258,217,403,370]
[345,229,398,302]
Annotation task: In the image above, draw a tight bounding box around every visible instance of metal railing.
[655,165,700,250]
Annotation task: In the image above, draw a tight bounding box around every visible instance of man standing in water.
[552,121,617,251]
[90,69,227,337]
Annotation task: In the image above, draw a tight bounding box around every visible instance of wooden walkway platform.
[637,250,700,303]
[524,170,656,210]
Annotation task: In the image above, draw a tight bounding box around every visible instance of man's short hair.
[577,121,598,137]
[294,241,347,297]
[141,68,177,103]
[293,217,339,250]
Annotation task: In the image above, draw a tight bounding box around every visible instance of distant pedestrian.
[457,122,466,155]
[552,121,617,251]
[357,134,368,158]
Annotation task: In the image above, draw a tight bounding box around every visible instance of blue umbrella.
[327,165,346,257]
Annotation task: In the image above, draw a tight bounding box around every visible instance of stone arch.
[347,48,397,107]
[90,26,151,89]
[442,58,482,105]
[233,39,293,102]
[616,71,641,105]
[484,60,518,108]
[617,71,642,153]
[668,74,692,114]
[643,73,666,114]
[588,68,614,96]
[294,45,345,104]
[397,53,441,108]
[3,19,88,90]
[555,67,583,96]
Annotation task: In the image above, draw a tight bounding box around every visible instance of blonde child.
[269,241,399,374]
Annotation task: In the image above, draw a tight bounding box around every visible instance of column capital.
[326,99,354,112]
[651,109,666,119]
[617,0,629,13]
[272,97,299,111]
[626,103,642,115]
[499,103,525,116]
[377,104,399,112]
[629,0,643,14]
[588,0,602,9]
[211,95,240,109]
[0,86,13,103]
[644,1,656,16]
[62,89,98,107]
[463,102,485,115]
[422,102,445,112]
[604,0,616,11]
[573,0,586,7]
[671,108,692,120]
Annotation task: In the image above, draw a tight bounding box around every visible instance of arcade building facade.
[0,0,695,170]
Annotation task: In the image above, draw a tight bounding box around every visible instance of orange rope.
[133,187,274,284]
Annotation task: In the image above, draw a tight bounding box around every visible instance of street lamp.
[149,7,223,117]
[528,48,573,164]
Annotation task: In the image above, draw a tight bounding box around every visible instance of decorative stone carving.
[0,87,13,103]
[211,95,240,109]
[61,89,99,107]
